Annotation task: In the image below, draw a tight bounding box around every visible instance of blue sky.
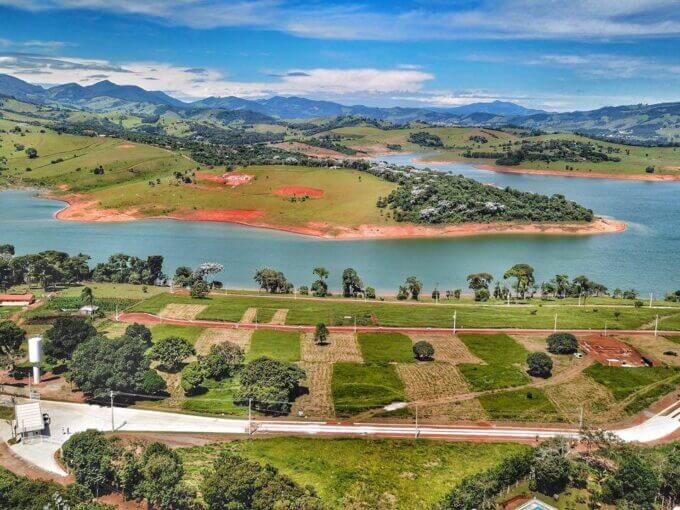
[0,0,678,110]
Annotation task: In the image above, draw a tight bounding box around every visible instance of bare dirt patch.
[397,362,471,402]
[224,172,254,187]
[273,186,324,198]
[116,144,136,149]
[407,333,483,364]
[544,374,617,425]
[195,171,226,184]
[419,398,489,423]
[194,328,252,355]
[100,321,129,339]
[239,307,257,324]
[510,334,548,353]
[269,309,289,325]
[169,209,263,223]
[300,332,363,363]
[622,334,680,367]
[291,362,334,418]
[158,303,207,320]
[580,334,647,366]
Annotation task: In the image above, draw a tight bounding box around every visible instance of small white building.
[79,304,99,315]
[14,401,45,441]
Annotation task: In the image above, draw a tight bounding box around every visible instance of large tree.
[149,337,195,372]
[135,442,194,510]
[253,268,293,294]
[405,276,422,300]
[503,264,535,299]
[61,430,120,496]
[466,272,493,291]
[44,316,97,361]
[0,321,25,367]
[311,266,329,297]
[236,357,305,413]
[341,268,363,297]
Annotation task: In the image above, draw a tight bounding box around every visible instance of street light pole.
[649,293,653,308]
[553,314,557,333]
[453,311,457,335]
[654,315,659,337]
[110,390,115,431]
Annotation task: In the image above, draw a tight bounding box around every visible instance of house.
[14,401,45,442]
[79,304,99,315]
[0,294,35,307]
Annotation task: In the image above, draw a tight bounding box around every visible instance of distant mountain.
[44,80,185,108]
[440,100,544,116]
[0,73,44,101]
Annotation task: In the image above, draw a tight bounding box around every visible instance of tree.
[659,443,680,503]
[136,442,194,509]
[236,357,305,414]
[69,336,150,396]
[311,267,329,297]
[466,272,493,291]
[396,285,409,300]
[80,286,94,306]
[124,323,152,345]
[603,451,660,508]
[198,341,244,380]
[173,266,194,287]
[413,341,435,361]
[474,288,490,302]
[527,352,552,378]
[25,147,38,158]
[405,276,422,300]
[365,286,376,299]
[314,323,329,345]
[546,332,578,354]
[503,264,535,299]
[531,438,571,495]
[193,262,223,285]
[44,316,97,361]
[180,361,204,395]
[190,280,210,298]
[342,268,363,297]
[0,244,14,256]
[62,430,119,496]
[149,337,195,372]
[0,321,25,366]
[254,268,293,294]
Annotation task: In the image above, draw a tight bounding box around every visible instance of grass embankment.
[150,324,205,345]
[131,292,674,330]
[478,389,562,422]
[246,329,300,362]
[179,438,530,509]
[326,124,680,178]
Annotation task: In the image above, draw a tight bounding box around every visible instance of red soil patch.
[195,171,226,184]
[169,209,264,223]
[580,334,648,367]
[224,172,253,187]
[54,194,139,222]
[274,186,324,198]
[116,143,136,149]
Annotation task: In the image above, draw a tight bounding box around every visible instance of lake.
[1,155,679,295]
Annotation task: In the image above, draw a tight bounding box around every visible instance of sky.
[0,0,678,111]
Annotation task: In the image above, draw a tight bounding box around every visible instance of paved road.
[119,312,676,336]
[3,397,678,476]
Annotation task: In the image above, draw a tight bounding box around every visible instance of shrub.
[62,430,119,495]
[474,288,490,302]
[190,280,210,298]
[546,332,578,354]
[365,286,376,299]
[314,323,329,345]
[149,337,195,372]
[236,357,305,414]
[527,351,553,378]
[141,369,167,394]
[180,361,205,395]
[413,341,435,361]
[125,323,152,345]
[198,341,243,380]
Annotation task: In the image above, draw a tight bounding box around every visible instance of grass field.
[150,324,205,345]
[357,332,414,364]
[179,438,530,509]
[331,362,405,415]
[584,364,679,400]
[0,307,19,320]
[131,292,674,330]
[478,388,563,422]
[182,377,246,415]
[325,124,680,177]
[246,329,300,362]
[457,334,530,391]
[59,283,167,300]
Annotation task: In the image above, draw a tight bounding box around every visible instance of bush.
[62,430,119,495]
[149,336,195,372]
[190,280,210,298]
[236,357,305,414]
[413,341,435,361]
[314,323,329,345]
[44,316,97,361]
[474,288,490,302]
[180,361,205,395]
[141,369,167,395]
[527,351,553,378]
[365,286,376,299]
[546,332,578,354]
[125,323,152,345]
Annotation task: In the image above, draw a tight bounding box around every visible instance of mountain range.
[0,73,677,143]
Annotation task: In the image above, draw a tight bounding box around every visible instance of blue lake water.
[1,155,679,294]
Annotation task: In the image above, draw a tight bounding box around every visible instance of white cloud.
[0,54,433,99]
[1,0,678,40]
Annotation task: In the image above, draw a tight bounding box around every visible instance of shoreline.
[50,192,626,240]
[416,157,680,182]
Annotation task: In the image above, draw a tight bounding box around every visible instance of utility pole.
[110,390,115,431]
[649,292,653,308]
[248,398,253,437]
[604,322,607,338]
[579,405,584,430]
[654,315,659,337]
[553,314,557,333]
[414,405,419,439]
[452,311,457,335]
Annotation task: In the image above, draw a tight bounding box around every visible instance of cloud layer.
[2,0,678,40]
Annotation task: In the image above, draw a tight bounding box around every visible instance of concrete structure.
[27,336,43,384]
[0,293,35,306]
[517,498,558,510]
[79,304,99,315]
[14,401,44,441]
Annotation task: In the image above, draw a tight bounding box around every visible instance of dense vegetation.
[490,139,623,166]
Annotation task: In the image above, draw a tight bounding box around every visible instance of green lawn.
[457,334,530,391]
[331,363,405,415]
[458,364,530,391]
[478,388,562,422]
[131,292,673,330]
[150,324,205,345]
[0,307,19,320]
[182,377,246,415]
[584,364,680,400]
[357,332,414,364]
[246,330,300,362]
[178,438,530,510]
[59,283,167,300]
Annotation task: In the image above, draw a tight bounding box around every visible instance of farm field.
[246,329,300,362]
[324,124,680,178]
[179,438,530,510]
[331,362,405,415]
[129,291,678,330]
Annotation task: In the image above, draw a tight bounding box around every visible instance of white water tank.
[28,337,43,363]
[28,337,42,384]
